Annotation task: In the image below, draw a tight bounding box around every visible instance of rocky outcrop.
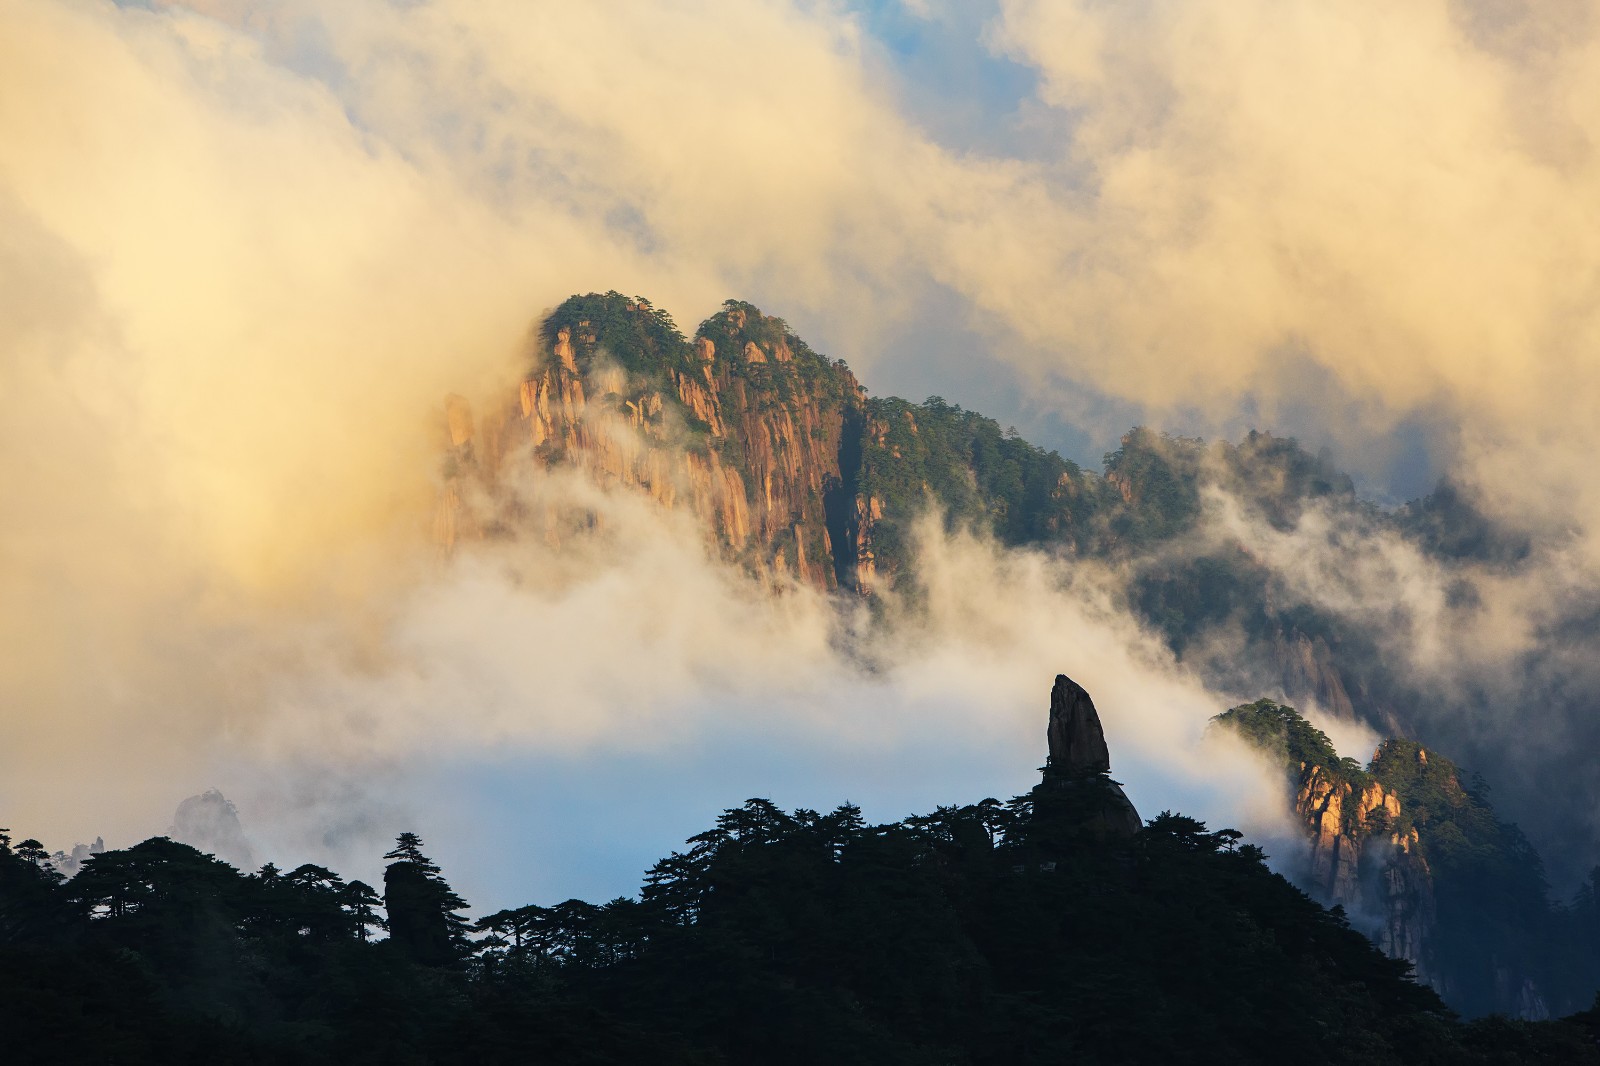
[553,326,578,372]
[1376,829,1436,988]
[436,295,872,591]
[1047,674,1113,774]
[850,495,882,592]
[1218,709,1556,1019]
[1297,766,1401,904]
[1037,674,1142,838]
[672,367,724,436]
[1291,760,1436,987]
[1214,701,1443,995]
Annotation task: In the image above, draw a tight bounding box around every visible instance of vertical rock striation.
[1290,758,1436,989]
[1213,699,1554,1017]
[436,294,870,589]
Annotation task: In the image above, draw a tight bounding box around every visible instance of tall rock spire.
[1036,674,1142,837]
[1047,674,1113,774]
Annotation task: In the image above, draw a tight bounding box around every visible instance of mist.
[8,0,1600,906]
[53,436,1298,907]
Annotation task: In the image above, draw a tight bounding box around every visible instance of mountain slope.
[438,291,1367,599]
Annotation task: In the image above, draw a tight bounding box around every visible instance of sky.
[5,0,1600,909]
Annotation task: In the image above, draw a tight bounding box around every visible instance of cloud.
[0,0,923,837]
[1111,460,1600,883]
[218,489,1297,905]
[982,0,1600,543]
[9,0,1600,901]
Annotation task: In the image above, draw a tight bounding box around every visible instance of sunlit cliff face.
[4,0,1600,901]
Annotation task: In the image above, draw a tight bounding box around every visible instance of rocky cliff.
[1035,674,1142,839]
[435,292,1132,596]
[1213,699,1560,1019]
[1367,738,1554,1020]
[1215,701,1442,993]
[436,293,872,590]
[432,292,1398,628]
[1290,751,1437,991]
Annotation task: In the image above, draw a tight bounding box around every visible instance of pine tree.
[338,879,386,942]
[381,832,469,965]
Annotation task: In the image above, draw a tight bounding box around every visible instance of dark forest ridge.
[6,677,1597,1062]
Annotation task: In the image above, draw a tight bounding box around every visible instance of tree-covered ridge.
[1213,698,1369,790]
[847,407,1358,583]
[855,395,1103,571]
[527,294,1388,593]
[529,293,1480,587]
[538,292,861,414]
[6,768,1600,1062]
[694,299,859,401]
[1101,426,1358,546]
[1397,479,1532,565]
[539,291,697,380]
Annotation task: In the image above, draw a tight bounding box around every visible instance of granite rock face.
[1289,758,1437,990]
[435,295,868,591]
